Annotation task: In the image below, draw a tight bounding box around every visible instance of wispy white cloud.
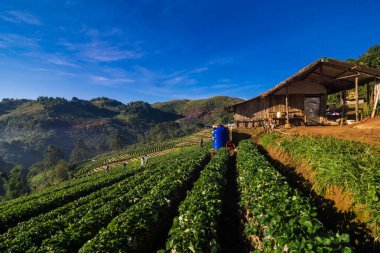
[0,33,38,49]
[58,26,143,63]
[0,11,41,25]
[217,78,231,83]
[89,75,136,86]
[189,67,208,73]
[163,75,198,86]
[207,57,234,66]
[61,40,143,62]
[211,83,239,89]
[47,56,78,68]
[160,66,209,86]
[83,41,143,62]
[29,67,77,77]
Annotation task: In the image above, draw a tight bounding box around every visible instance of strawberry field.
[2,133,378,252]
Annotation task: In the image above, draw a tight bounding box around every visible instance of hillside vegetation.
[153,96,243,125]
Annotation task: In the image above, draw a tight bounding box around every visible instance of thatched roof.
[226,57,380,112]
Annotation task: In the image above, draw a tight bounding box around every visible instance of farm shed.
[226,57,380,127]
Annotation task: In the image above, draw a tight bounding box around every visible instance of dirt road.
[286,116,380,149]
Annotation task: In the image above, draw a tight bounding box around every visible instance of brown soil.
[285,116,380,149]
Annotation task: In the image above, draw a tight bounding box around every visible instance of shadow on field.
[257,145,380,253]
[219,154,246,253]
[231,131,252,145]
[149,155,211,253]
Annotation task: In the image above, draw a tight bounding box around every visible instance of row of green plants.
[260,132,380,234]
[79,148,210,252]
[0,166,109,211]
[0,149,194,252]
[237,140,352,252]
[162,148,229,253]
[0,165,139,232]
[76,141,177,175]
[37,149,202,252]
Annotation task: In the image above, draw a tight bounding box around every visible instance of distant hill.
[0,96,241,171]
[153,96,243,126]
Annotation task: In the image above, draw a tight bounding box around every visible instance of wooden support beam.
[340,90,346,126]
[285,87,290,126]
[367,82,371,105]
[372,79,379,118]
[355,76,359,121]
[335,73,362,80]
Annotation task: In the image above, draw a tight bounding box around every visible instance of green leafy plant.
[163,148,229,253]
[237,140,352,252]
[79,148,209,252]
[261,133,380,235]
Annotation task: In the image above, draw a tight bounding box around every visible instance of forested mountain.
[153,96,243,125]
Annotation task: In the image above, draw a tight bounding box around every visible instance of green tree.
[6,165,27,199]
[28,145,65,179]
[53,160,69,183]
[358,45,380,110]
[359,45,380,68]
[107,132,125,150]
[43,145,65,166]
[70,140,90,163]
[28,170,53,192]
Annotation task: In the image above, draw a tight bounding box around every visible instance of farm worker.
[123,161,127,169]
[140,156,144,166]
[144,156,148,166]
[200,138,204,148]
[105,165,110,173]
[226,140,236,156]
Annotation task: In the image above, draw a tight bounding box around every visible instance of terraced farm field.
[0,146,210,252]
[76,129,212,175]
[3,131,379,252]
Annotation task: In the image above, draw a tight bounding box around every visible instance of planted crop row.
[0,167,110,211]
[261,133,380,234]
[0,166,146,252]
[0,165,139,232]
[79,147,209,252]
[37,148,202,252]
[76,141,176,174]
[237,140,352,252]
[0,149,194,252]
[163,148,229,253]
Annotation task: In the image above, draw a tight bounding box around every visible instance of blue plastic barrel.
[212,125,229,150]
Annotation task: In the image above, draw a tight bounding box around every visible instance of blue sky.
[0,0,379,103]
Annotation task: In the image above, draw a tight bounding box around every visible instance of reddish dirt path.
[285,116,380,149]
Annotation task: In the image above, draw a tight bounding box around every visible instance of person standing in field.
[123,161,127,169]
[140,156,144,166]
[104,165,110,173]
[144,156,148,166]
[200,138,204,148]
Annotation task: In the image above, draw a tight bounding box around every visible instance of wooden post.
[340,90,346,126]
[367,83,371,105]
[285,87,290,128]
[355,77,359,121]
[372,79,379,118]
